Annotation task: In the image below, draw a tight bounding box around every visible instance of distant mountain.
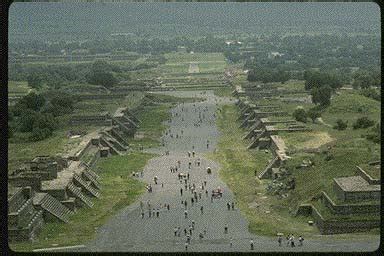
[9,2,380,41]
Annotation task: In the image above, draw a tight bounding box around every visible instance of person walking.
[184,228,187,236]
[224,224,228,234]
[250,239,254,250]
[290,234,295,247]
[167,204,170,211]
[141,211,144,219]
[180,188,183,196]
[298,235,304,246]
[204,180,207,186]
[184,200,187,209]
[286,235,290,246]
[174,227,178,236]
[200,205,204,214]
[230,237,233,248]
[278,235,283,246]
[185,242,188,251]
[156,209,160,218]
[187,173,190,180]
[227,202,231,210]
[231,202,235,210]
[199,192,202,199]
[192,220,195,229]
[184,210,188,218]
[191,197,194,206]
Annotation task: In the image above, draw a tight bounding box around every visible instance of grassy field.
[209,104,318,237]
[8,81,32,96]
[9,152,154,252]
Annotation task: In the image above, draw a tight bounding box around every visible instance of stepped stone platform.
[8,186,44,242]
[296,164,381,234]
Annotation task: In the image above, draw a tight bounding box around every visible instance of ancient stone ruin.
[8,108,141,242]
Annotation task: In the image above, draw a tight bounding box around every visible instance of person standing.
[286,235,290,246]
[200,205,204,214]
[230,237,233,248]
[250,239,254,250]
[298,235,304,246]
[180,188,183,196]
[231,202,235,210]
[141,211,145,219]
[184,210,188,218]
[174,227,178,236]
[184,228,187,236]
[227,202,231,210]
[184,200,187,209]
[185,242,188,251]
[224,224,228,234]
[156,209,160,218]
[167,204,170,211]
[278,235,282,246]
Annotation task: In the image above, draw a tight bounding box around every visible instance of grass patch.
[9,152,153,252]
[213,87,233,97]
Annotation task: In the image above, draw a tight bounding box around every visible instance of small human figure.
[231,202,235,210]
[141,211,144,219]
[250,239,254,250]
[167,204,170,211]
[156,209,160,218]
[290,234,295,247]
[230,237,233,248]
[199,232,204,240]
[184,210,188,218]
[180,188,183,196]
[192,151,195,157]
[298,235,304,246]
[184,228,187,236]
[174,227,178,236]
[204,180,207,186]
[227,202,231,210]
[188,151,191,157]
[188,162,191,169]
[185,242,188,251]
[192,220,195,229]
[224,224,228,234]
[278,235,282,246]
[161,183,164,188]
[286,235,290,246]
[187,173,190,180]
[200,205,204,214]
[199,192,202,199]
[206,190,208,197]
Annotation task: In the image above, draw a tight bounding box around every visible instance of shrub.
[333,119,348,130]
[352,117,375,129]
[307,108,321,123]
[365,123,380,143]
[292,107,307,123]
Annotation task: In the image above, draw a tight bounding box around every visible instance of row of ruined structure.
[8,107,141,242]
[233,85,380,235]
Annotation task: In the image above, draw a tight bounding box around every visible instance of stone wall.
[320,192,380,215]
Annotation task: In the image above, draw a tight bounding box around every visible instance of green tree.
[307,108,321,123]
[18,109,38,132]
[27,73,43,89]
[311,85,332,106]
[15,92,46,112]
[292,107,307,123]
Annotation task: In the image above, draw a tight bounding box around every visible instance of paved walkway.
[69,90,379,252]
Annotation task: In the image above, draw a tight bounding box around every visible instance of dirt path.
[68,90,378,252]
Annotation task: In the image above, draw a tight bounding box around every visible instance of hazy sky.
[9,2,380,40]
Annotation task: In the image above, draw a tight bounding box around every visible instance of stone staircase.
[247,130,266,149]
[100,136,122,155]
[101,132,127,151]
[258,156,279,179]
[73,173,100,198]
[112,117,132,134]
[33,193,73,223]
[67,182,94,208]
[83,170,101,190]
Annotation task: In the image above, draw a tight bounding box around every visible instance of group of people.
[278,234,305,247]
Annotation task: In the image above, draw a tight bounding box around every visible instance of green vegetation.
[210,104,318,237]
[9,152,153,251]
